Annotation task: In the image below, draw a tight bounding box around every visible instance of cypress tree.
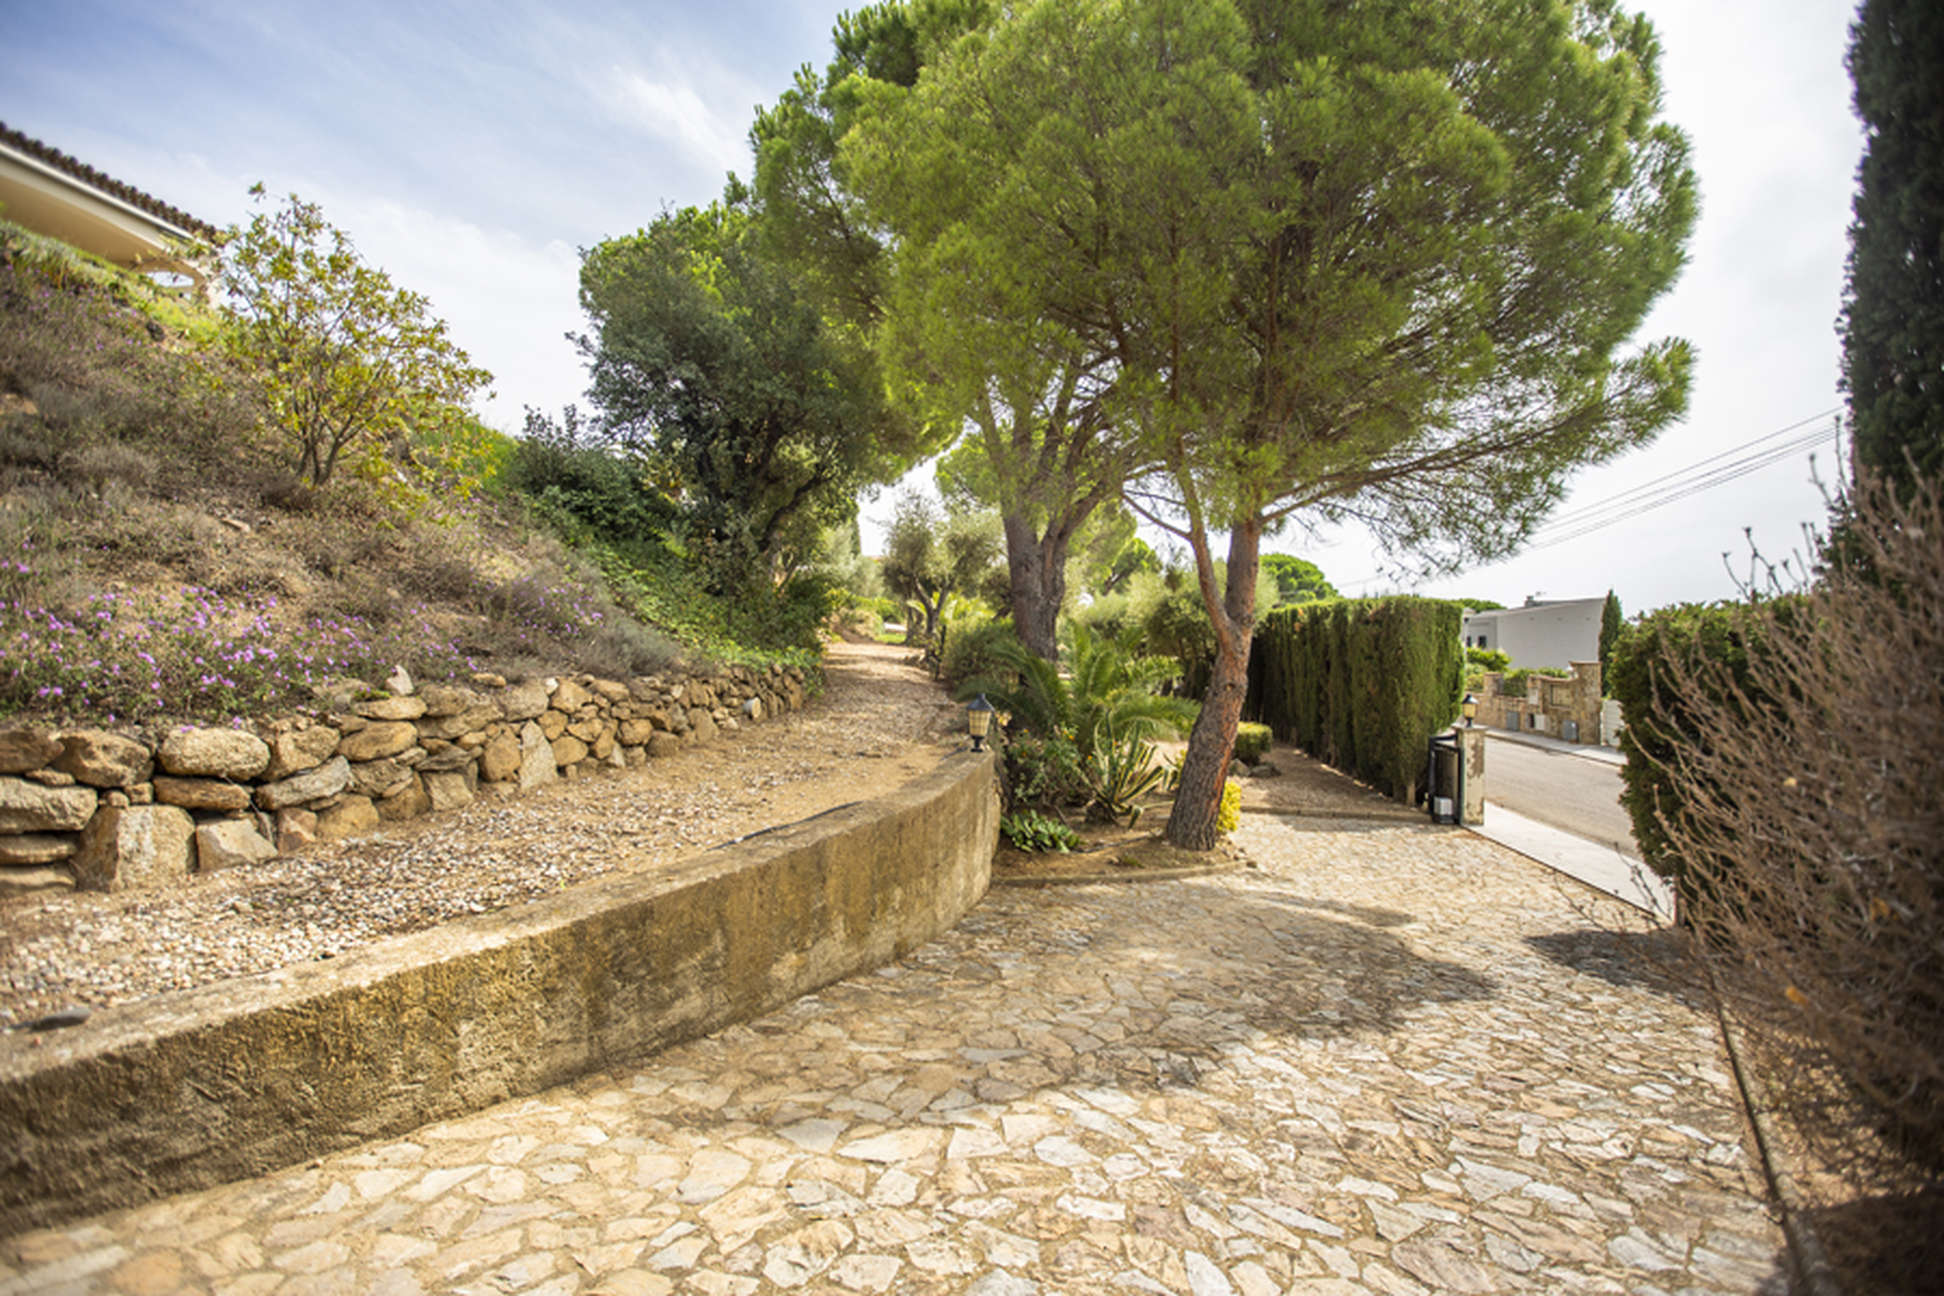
[1840,0,1944,498]
[1599,590,1624,696]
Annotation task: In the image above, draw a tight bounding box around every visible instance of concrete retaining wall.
[0,751,998,1236]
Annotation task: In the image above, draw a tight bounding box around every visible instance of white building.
[1461,596,1605,669]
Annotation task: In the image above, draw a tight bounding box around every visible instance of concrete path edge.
[0,751,1000,1238]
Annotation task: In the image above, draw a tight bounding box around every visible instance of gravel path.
[0,642,964,1029]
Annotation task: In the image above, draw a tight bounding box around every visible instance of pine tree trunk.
[1165,519,1262,849]
[1004,512,1070,662]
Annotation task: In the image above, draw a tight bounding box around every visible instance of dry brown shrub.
[1649,469,1943,1188]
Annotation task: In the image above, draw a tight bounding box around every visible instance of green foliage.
[1598,590,1624,697]
[578,198,917,593]
[1248,598,1464,800]
[940,616,1024,689]
[1000,809,1081,853]
[1142,584,1216,698]
[1003,733,1088,813]
[1609,601,1793,887]
[1084,727,1164,826]
[1258,554,1338,608]
[503,406,673,553]
[1465,646,1512,674]
[1215,781,1241,835]
[220,189,491,494]
[959,622,1196,760]
[880,494,1002,644]
[1841,0,1944,502]
[1233,723,1272,765]
[591,544,829,671]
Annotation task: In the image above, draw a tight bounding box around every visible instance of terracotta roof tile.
[0,121,219,242]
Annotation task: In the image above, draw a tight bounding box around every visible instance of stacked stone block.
[0,661,808,896]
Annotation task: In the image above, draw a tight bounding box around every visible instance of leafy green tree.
[1598,588,1624,695]
[220,188,491,491]
[578,198,918,592]
[880,494,1002,644]
[1841,0,1944,500]
[1072,508,1159,600]
[862,0,1696,847]
[1259,554,1338,609]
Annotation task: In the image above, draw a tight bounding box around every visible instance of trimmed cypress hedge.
[1608,599,1803,886]
[1246,597,1464,800]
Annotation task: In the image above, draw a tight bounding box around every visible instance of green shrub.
[1215,781,1241,834]
[1609,600,1794,887]
[1233,722,1272,764]
[1497,665,1571,698]
[1247,597,1462,800]
[1001,809,1081,853]
[941,617,1024,689]
[1003,734,1088,813]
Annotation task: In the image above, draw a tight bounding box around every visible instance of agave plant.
[1085,723,1166,826]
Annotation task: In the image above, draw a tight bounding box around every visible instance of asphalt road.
[1483,736,1641,858]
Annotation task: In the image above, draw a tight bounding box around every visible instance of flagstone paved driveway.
[0,813,1788,1295]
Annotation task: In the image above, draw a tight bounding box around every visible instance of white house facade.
[1461,597,1605,669]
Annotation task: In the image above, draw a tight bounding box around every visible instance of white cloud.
[599,66,751,176]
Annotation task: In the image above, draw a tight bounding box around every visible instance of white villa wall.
[1462,598,1604,669]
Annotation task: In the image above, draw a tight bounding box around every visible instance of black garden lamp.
[967,694,995,751]
[1461,693,1478,727]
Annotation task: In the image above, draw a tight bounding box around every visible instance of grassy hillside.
[0,221,818,731]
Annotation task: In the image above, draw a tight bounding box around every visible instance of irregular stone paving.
[0,814,1789,1294]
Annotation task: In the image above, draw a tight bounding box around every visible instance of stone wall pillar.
[1569,661,1603,746]
[1459,725,1486,825]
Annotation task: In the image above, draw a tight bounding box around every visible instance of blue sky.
[2,0,1866,613]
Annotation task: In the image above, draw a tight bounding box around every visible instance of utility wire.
[1335,408,1842,590]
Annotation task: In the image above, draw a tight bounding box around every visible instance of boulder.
[0,833,78,866]
[255,756,352,811]
[152,777,253,813]
[687,709,719,745]
[384,664,414,695]
[0,867,74,897]
[646,732,682,760]
[264,726,341,780]
[25,768,75,786]
[423,770,474,812]
[275,808,318,853]
[54,730,153,787]
[623,745,647,768]
[376,776,431,822]
[591,727,617,761]
[0,724,64,775]
[479,732,521,783]
[551,735,589,768]
[550,679,592,713]
[71,805,194,892]
[315,795,380,842]
[418,683,479,716]
[195,819,278,872]
[566,716,603,742]
[537,710,569,741]
[618,718,657,746]
[501,679,549,721]
[517,722,557,791]
[415,746,476,774]
[338,721,417,763]
[415,703,501,741]
[0,778,97,833]
[349,758,414,799]
[156,727,270,780]
[589,679,631,704]
[357,695,427,721]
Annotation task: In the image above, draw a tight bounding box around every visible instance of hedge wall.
[1608,598,1804,885]
[1246,597,1465,800]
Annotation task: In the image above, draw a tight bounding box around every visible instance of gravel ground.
[0,642,964,1030]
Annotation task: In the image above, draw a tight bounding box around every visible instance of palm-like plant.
[959,622,1197,754]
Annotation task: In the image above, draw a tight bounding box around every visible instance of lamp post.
[1462,693,1478,727]
[967,694,995,752]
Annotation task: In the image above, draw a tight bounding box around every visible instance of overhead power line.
[1336,407,1842,590]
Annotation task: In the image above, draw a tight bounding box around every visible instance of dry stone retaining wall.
[0,661,809,895]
